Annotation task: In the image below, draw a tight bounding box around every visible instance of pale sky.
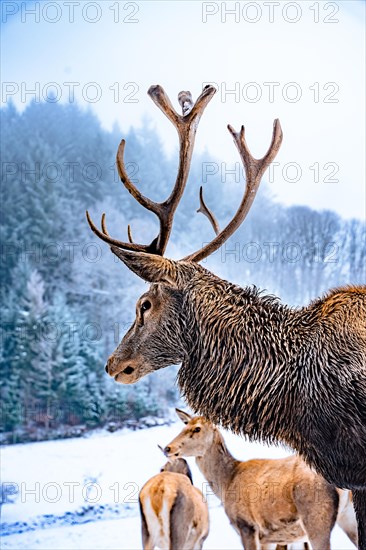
[2,0,365,219]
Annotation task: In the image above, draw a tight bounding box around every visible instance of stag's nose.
[105,355,119,376]
[164,446,171,456]
[105,355,136,379]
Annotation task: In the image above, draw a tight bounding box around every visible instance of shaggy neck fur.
[176,270,366,489]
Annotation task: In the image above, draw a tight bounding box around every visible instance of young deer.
[163,409,358,550]
[86,85,366,547]
[139,457,209,550]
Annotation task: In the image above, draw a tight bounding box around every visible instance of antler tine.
[148,85,181,127]
[86,142,162,253]
[230,119,283,182]
[184,119,283,263]
[85,211,148,252]
[116,139,162,215]
[101,213,110,236]
[148,85,216,134]
[127,225,134,244]
[178,91,194,116]
[101,212,135,247]
[197,186,220,235]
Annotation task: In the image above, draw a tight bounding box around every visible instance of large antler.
[184,119,283,262]
[86,85,216,255]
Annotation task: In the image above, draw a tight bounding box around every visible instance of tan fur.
[164,411,358,550]
[139,459,209,550]
[318,286,366,317]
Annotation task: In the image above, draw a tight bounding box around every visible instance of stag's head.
[86,84,282,384]
[101,254,198,384]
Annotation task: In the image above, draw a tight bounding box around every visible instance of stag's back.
[314,287,366,340]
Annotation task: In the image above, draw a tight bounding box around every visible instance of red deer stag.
[163,409,358,550]
[139,457,209,549]
[86,84,366,547]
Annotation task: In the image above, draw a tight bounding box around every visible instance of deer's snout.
[164,445,180,457]
[103,351,151,384]
[105,354,136,380]
[105,355,125,376]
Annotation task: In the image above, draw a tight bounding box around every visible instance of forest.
[1,100,365,443]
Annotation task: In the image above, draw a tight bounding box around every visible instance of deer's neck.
[178,279,316,446]
[196,431,239,499]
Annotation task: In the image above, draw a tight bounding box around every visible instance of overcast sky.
[2,0,365,220]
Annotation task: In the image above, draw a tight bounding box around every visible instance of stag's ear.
[175,408,192,424]
[111,247,178,285]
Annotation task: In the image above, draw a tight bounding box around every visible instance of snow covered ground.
[0,421,356,549]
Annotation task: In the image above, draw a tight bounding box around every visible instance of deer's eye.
[193,427,201,433]
[141,300,151,313]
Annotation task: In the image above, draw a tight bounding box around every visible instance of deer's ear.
[175,408,192,424]
[111,247,178,285]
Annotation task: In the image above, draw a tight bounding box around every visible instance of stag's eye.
[141,300,151,313]
[193,427,201,433]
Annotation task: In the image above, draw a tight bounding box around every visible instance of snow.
[0,422,356,549]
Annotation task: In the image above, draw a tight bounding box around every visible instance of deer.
[86,84,366,547]
[162,409,358,550]
[139,456,209,549]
